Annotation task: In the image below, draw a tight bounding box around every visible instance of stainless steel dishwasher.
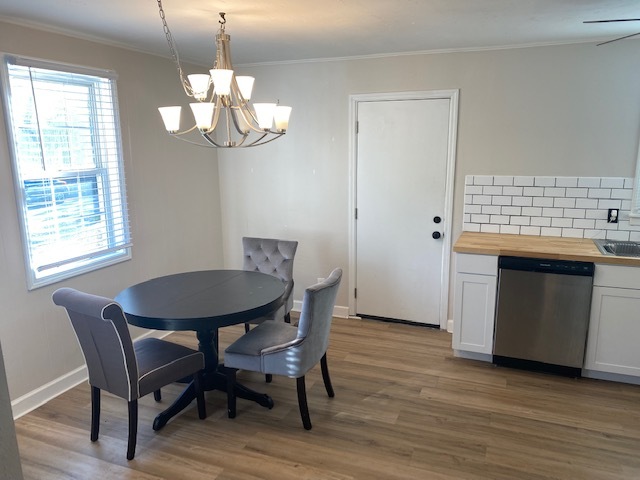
[493,256,594,377]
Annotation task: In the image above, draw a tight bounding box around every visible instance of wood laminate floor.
[14,318,640,479]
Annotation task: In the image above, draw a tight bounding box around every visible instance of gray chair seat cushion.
[224,321,299,373]
[135,338,204,397]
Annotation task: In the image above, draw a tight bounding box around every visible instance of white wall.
[218,41,640,311]
[0,21,225,404]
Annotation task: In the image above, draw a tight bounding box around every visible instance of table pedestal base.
[152,329,274,431]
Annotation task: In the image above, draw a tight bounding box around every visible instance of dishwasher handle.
[498,256,594,276]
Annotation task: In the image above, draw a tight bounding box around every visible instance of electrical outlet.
[607,208,619,224]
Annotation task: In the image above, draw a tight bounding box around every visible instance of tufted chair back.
[242,237,298,318]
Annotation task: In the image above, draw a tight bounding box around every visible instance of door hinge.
[354,288,357,299]
[356,121,359,134]
[355,208,358,220]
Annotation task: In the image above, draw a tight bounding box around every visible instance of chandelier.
[156,2,292,148]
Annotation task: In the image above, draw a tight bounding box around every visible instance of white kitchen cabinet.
[584,264,640,376]
[452,254,498,356]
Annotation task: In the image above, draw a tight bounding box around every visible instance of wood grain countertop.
[453,232,640,267]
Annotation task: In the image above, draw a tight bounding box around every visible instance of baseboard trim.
[292,301,349,319]
[11,329,170,419]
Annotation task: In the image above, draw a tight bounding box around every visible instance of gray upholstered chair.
[52,287,206,460]
[224,268,342,430]
[242,236,298,327]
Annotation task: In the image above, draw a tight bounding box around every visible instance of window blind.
[2,55,131,288]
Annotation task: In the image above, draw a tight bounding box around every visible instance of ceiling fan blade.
[597,31,640,46]
[584,19,640,23]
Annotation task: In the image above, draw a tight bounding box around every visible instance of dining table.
[115,269,285,430]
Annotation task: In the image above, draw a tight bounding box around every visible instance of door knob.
[432,231,442,239]
[433,216,442,224]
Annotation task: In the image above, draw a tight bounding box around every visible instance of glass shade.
[210,68,233,96]
[189,103,215,130]
[236,76,255,100]
[274,106,292,131]
[253,103,276,130]
[187,74,211,100]
[158,106,182,132]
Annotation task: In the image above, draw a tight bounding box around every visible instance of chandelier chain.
[156,0,190,94]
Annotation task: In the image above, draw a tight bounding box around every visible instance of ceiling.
[0,0,639,66]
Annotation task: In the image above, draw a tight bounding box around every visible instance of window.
[1,55,131,289]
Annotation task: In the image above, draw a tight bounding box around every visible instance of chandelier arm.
[170,134,224,148]
[200,133,227,148]
[166,125,200,136]
[245,133,284,147]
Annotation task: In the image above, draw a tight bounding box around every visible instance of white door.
[354,95,455,326]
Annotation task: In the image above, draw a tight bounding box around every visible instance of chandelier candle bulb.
[189,103,215,130]
[187,74,211,100]
[209,69,233,96]
[253,103,277,129]
[274,106,292,131]
[155,3,291,147]
[235,76,255,101]
[158,106,182,132]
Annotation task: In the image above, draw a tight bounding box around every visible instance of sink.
[593,239,640,257]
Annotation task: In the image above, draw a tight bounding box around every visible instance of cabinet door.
[585,286,640,376]
[453,273,497,354]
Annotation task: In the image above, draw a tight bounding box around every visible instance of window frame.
[1,54,132,289]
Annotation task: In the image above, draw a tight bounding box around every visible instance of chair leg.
[244,323,250,333]
[194,371,207,420]
[126,400,138,461]
[90,386,100,442]
[284,312,291,323]
[153,390,162,402]
[296,376,312,430]
[320,353,335,398]
[265,373,273,383]
[226,367,237,419]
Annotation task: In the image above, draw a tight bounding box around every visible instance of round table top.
[115,270,285,331]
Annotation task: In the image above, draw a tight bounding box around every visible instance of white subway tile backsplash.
[544,187,566,197]
[606,230,630,241]
[500,225,520,234]
[513,196,533,207]
[534,176,556,187]
[530,217,551,227]
[481,205,502,215]
[562,228,584,238]
[520,226,541,236]
[565,188,588,198]
[480,224,500,233]
[514,176,535,187]
[462,175,636,240]
[490,215,510,225]
[503,186,523,196]
[631,232,640,241]
[474,175,494,186]
[600,177,625,189]
[492,196,512,206]
[493,176,514,186]
[611,189,632,200]
[541,227,562,237]
[578,177,601,188]
[555,177,578,188]
[466,185,484,194]
[533,197,554,207]
[522,206,543,216]
[598,199,622,210]
[575,198,598,209]
[523,186,544,196]
[564,208,586,219]
[553,197,575,208]
[588,188,611,199]
[501,206,522,215]
[551,218,573,228]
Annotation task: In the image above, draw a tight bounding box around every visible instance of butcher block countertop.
[453,232,640,267]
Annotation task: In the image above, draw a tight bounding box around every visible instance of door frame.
[348,90,459,329]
